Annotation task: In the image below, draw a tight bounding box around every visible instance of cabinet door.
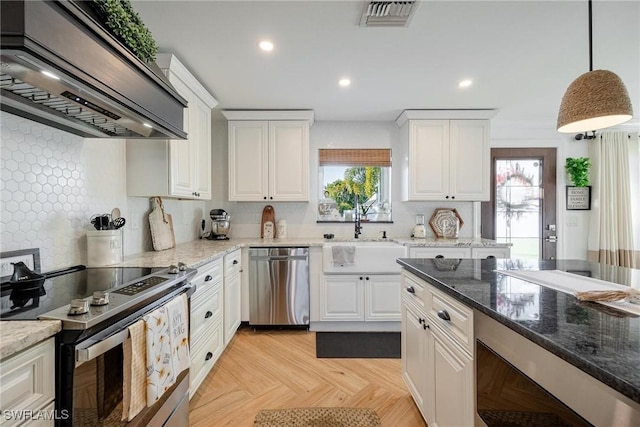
[430,326,474,427]
[228,121,269,201]
[269,121,309,201]
[365,275,401,321]
[168,76,196,198]
[408,120,449,200]
[224,272,241,346]
[449,120,489,201]
[320,276,363,321]
[402,301,429,420]
[193,96,212,199]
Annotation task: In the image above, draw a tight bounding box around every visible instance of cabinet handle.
[435,255,444,259]
[445,195,449,199]
[233,260,238,265]
[205,311,213,319]
[205,275,213,282]
[406,286,415,294]
[205,352,213,361]
[487,255,496,259]
[437,309,451,321]
[423,323,430,330]
[418,317,424,324]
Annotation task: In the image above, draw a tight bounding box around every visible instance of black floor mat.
[315,332,400,358]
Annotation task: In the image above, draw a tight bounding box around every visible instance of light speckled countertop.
[117,237,510,268]
[0,320,61,360]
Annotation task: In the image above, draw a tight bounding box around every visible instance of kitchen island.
[398,257,640,426]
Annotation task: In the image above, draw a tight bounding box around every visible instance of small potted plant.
[565,157,591,187]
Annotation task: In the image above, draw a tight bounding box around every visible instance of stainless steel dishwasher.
[249,247,309,326]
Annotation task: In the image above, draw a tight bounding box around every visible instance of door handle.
[545,236,558,243]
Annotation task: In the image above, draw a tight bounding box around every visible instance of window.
[318,149,392,222]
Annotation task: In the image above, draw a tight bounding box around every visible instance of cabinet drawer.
[190,321,224,397]
[401,272,426,310]
[224,249,242,276]
[190,281,223,341]
[0,338,55,427]
[192,258,223,290]
[426,286,474,355]
[409,247,471,258]
[470,246,510,259]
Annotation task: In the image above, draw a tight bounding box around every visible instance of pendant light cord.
[588,0,593,71]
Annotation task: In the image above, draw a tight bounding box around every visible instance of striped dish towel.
[122,319,146,421]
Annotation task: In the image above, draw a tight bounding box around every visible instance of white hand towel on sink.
[332,246,356,266]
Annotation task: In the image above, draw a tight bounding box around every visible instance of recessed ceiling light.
[41,70,60,80]
[458,79,472,88]
[259,40,274,51]
[338,78,351,87]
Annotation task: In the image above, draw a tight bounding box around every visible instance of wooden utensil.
[149,196,176,251]
[261,205,276,238]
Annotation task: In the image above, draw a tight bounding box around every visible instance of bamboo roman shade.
[318,149,391,166]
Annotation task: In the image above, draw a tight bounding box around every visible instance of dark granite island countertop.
[397,258,640,405]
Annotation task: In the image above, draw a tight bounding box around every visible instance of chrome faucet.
[354,196,362,239]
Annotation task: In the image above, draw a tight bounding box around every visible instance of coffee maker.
[208,209,231,240]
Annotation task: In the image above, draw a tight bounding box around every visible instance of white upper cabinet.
[396,110,495,202]
[224,110,313,202]
[127,54,217,200]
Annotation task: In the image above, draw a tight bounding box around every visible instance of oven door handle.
[76,327,132,364]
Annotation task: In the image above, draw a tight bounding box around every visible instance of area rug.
[254,407,382,427]
[316,332,400,358]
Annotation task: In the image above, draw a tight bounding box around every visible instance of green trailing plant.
[565,157,591,187]
[92,0,158,63]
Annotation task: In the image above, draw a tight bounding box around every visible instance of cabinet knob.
[205,311,213,319]
[269,196,273,200]
[437,309,451,321]
[423,323,430,330]
[264,196,267,200]
[205,352,213,361]
[418,317,424,324]
[451,196,455,199]
[205,275,213,281]
[445,195,449,199]
[487,255,496,259]
[233,260,238,265]
[365,276,370,280]
[406,286,416,294]
[435,255,444,259]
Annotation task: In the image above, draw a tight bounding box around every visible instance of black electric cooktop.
[0,266,155,320]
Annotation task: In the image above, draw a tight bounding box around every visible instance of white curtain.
[587,131,640,268]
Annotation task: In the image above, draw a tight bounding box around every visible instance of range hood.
[0,0,187,139]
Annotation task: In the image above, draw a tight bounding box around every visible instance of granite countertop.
[117,236,509,268]
[397,257,640,405]
[0,320,61,360]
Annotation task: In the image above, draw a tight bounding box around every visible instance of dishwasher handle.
[250,255,308,261]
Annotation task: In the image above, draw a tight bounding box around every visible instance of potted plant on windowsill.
[565,157,592,210]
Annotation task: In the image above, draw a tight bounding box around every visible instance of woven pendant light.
[556,1,633,133]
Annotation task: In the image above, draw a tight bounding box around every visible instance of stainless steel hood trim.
[0,0,188,139]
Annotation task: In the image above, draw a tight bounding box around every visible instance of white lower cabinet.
[320,275,400,322]
[0,338,55,427]
[223,249,242,346]
[189,258,224,398]
[409,246,511,259]
[401,271,474,426]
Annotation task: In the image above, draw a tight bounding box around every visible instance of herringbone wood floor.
[189,327,427,426]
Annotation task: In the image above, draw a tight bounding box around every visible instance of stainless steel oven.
[0,255,196,427]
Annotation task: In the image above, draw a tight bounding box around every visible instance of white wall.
[0,112,207,271]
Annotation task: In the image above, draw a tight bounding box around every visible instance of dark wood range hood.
[0,0,187,139]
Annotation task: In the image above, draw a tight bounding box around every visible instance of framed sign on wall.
[566,186,591,210]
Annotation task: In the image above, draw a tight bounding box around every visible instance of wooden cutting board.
[261,205,276,238]
[149,196,176,251]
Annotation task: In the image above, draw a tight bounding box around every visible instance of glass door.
[482,148,557,260]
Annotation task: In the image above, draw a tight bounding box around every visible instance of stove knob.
[178,262,187,271]
[91,291,110,306]
[69,298,89,315]
[168,265,179,274]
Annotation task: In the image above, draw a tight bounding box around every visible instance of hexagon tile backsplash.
[1,112,204,271]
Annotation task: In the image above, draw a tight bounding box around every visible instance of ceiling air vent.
[360,1,420,27]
